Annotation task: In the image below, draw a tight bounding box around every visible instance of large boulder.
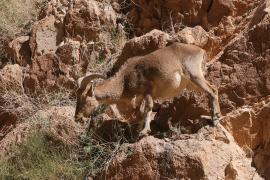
[64,0,117,42]
[7,36,31,66]
[175,25,222,58]
[95,126,262,179]
[0,64,24,86]
[109,29,170,76]
[221,97,270,179]
[33,106,83,146]
[29,15,64,58]
[221,97,270,150]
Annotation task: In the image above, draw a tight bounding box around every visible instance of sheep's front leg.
[139,95,154,137]
[109,104,123,120]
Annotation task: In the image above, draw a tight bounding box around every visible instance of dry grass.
[0,131,88,179]
[0,75,76,123]
[0,124,123,179]
[0,1,129,178]
[0,70,122,178]
[0,76,121,178]
[0,75,36,121]
[0,73,125,179]
[0,0,45,38]
[80,132,123,177]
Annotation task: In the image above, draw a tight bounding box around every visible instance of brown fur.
[75,42,221,136]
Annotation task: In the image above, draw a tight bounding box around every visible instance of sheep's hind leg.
[139,95,154,137]
[191,76,221,126]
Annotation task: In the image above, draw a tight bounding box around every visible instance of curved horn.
[77,73,105,90]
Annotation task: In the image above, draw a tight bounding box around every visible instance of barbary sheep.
[75,42,221,137]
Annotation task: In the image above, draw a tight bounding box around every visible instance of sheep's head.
[75,73,105,124]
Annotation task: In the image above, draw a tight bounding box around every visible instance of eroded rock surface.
[0,65,25,141]
[95,126,262,180]
[65,0,117,42]
[5,0,122,93]
[123,0,261,34]
[109,29,170,75]
[7,36,31,66]
[1,0,270,179]
[221,97,270,178]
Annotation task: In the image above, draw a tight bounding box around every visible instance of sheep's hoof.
[211,120,219,126]
[138,129,150,138]
[211,114,221,126]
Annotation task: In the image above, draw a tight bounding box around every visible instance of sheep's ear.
[77,73,105,90]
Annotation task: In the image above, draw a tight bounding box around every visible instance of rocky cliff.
[1,0,270,179]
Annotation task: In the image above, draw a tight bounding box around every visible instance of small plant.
[0,77,37,121]
[36,86,76,107]
[80,132,123,177]
[110,26,127,49]
[0,77,76,123]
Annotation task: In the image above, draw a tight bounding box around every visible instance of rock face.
[123,0,261,35]
[0,65,25,141]
[8,36,31,66]
[5,0,121,93]
[95,126,262,180]
[222,97,270,178]
[65,0,116,42]
[125,0,209,34]
[207,15,270,113]
[153,0,270,127]
[2,0,270,179]
[174,25,221,58]
[95,1,270,179]
[109,29,170,75]
[30,15,64,58]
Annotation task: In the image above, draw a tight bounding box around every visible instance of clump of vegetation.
[80,133,123,177]
[0,126,123,179]
[0,131,88,179]
[0,75,37,121]
[0,0,45,38]
[0,76,75,122]
[0,130,123,179]
[110,26,127,49]
[0,0,46,67]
